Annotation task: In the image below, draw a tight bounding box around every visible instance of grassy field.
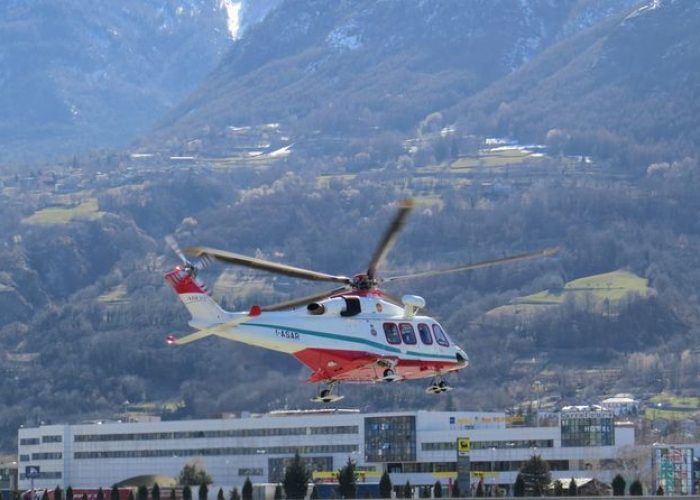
[450,147,537,170]
[97,284,129,305]
[487,270,653,318]
[22,198,104,225]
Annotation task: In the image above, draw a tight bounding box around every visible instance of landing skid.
[426,376,452,394]
[311,382,345,404]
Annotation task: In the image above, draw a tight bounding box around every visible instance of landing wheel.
[426,375,451,394]
[311,382,344,404]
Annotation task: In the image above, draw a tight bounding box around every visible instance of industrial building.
[18,407,634,495]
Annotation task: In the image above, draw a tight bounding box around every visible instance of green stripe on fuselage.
[245,322,456,361]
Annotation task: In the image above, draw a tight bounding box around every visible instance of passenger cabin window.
[418,324,433,345]
[399,323,417,345]
[432,324,450,347]
[383,323,401,344]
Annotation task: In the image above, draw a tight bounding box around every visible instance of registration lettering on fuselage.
[275,328,300,340]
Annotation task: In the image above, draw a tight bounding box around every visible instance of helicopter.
[164,199,557,402]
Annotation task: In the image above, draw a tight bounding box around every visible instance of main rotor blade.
[383,246,559,283]
[367,199,414,280]
[261,286,351,312]
[185,246,352,284]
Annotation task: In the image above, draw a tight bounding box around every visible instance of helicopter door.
[418,322,440,356]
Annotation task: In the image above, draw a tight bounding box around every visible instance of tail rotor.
[166,235,208,275]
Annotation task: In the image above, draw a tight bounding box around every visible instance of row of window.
[30,453,63,461]
[19,472,62,480]
[382,323,449,347]
[73,425,358,443]
[74,444,358,460]
[238,468,263,477]
[421,439,554,451]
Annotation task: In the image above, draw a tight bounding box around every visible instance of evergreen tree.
[513,474,525,497]
[656,485,664,496]
[337,457,357,499]
[273,485,283,500]
[183,486,192,500]
[66,487,74,500]
[309,486,319,500]
[152,484,161,500]
[111,486,120,500]
[379,471,392,499]
[451,482,460,499]
[519,455,551,496]
[230,489,240,500]
[553,480,563,496]
[434,481,443,499]
[55,487,63,500]
[138,486,148,500]
[630,480,643,496]
[612,475,626,496]
[217,488,225,500]
[283,452,310,500]
[179,464,213,486]
[199,482,208,500]
[97,488,105,500]
[403,481,412,499]
[568,478,577,496]
[242,478,253,500]
[420,486,431,499]
[475,478,484,498]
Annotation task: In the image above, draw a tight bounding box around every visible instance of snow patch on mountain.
[327,22,362,51]
[219,0,242,39]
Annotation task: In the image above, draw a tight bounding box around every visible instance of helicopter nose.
[455,347,469,367]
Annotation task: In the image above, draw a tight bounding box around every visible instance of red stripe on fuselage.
[293,347,460,383]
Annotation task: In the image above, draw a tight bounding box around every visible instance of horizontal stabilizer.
[167,312,255,346]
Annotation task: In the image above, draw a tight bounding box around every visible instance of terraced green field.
[487,270,653,317]
[22,198,104,225]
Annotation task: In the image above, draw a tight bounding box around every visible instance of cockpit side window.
[399,323,417,345]
[418,323,433,345]
[383,323,401,345]
[432,324,450,347]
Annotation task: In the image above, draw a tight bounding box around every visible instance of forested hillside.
[456,0,700,171]
[150,0,637,150]
[1,0,700,452]
[2,144,700,450]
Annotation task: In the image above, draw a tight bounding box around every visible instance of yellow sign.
[457,437,471,454]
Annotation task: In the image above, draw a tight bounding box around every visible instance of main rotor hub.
[352,273,377,290]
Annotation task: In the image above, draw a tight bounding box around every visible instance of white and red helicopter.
[164,200,557,402]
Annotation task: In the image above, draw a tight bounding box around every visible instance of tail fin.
[165,268,226,329]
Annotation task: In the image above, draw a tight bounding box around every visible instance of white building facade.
[18,408,634,494]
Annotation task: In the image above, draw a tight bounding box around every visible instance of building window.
[238,468,263,477]
[32,452,63,460]
[365,416,416,462]
[20,438,40,446]
[42,435,62,443]
[561,410,614,447]
[20,471,62,480]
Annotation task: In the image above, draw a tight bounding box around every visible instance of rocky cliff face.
[153,0,638,146]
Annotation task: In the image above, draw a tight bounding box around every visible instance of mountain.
[0,0,236,161]
[152,0,638,148]
[456,0,700,169]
